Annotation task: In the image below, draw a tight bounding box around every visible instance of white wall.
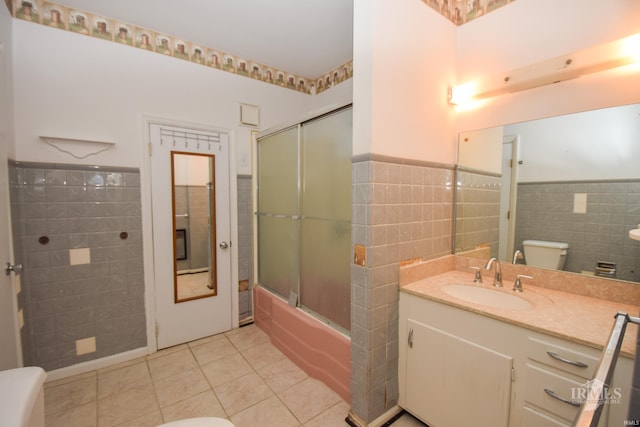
[11,19,325,172]
[457,126,503,174]
[1,4,14,159]
[173,154,210,186]
[507,103,640,182]
[455,0,640,134]
[354,0,457,164]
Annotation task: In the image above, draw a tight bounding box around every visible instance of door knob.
[219,241,229,249]
[5,262,23,276]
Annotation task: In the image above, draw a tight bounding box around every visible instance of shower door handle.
[219,241,229,249]
[5,262,23,276]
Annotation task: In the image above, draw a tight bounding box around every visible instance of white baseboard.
[44,347,150,383]
[346,406,404,427]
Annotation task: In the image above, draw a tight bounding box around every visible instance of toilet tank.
[522,240,569,270]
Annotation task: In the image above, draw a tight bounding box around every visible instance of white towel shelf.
[40,135,116,159]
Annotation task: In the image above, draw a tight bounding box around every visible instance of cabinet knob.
[408,328,414,348]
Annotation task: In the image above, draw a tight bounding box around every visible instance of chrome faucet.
[512,249,523,264]
[513,274,533,292]
[484,257,503,287]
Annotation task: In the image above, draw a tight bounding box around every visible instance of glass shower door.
[257,126,299,299]
[300,109,352,331]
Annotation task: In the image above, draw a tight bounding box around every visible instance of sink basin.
[630,229,640,241]
[442,284,533,310]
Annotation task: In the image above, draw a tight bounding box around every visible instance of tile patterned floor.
[43,323,424,427]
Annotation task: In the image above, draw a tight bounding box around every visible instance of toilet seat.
[157,417,234,427]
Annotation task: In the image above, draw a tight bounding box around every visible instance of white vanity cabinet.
[398,291,634,427]
[399,292,522,427]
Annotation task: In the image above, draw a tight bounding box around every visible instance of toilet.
[522,240,569,270]
[157,418,234,427]
[0,366,47,427]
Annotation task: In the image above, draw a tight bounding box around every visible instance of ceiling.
[50,0,354,78]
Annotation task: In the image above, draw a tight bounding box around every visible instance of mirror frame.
[171,150,218,303]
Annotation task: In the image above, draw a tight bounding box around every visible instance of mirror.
[454,103,640,283]
[171,151,217,302]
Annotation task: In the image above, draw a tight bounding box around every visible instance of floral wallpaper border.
[10,0,352,95]
[422,0,516,25]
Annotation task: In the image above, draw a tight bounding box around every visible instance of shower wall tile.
[350,157,454,423]
[8,161,146,372]
[237,176,253,320]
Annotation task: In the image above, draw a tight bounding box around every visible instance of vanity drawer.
[522,406,570,427]
[528,337,599,379]
[524,364,583,422]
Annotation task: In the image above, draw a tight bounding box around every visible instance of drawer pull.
[408,328,414,348]
[544,388,581,407]
[547,351,588,368]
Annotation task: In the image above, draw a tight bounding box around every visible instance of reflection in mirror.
[455,103,640,283]
[171,151,217,302]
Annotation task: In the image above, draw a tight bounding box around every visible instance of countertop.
[401,270,639,358]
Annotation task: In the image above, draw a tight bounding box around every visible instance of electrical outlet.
[76,337,96,355]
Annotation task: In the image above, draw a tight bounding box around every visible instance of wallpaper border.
[11,0,352,95]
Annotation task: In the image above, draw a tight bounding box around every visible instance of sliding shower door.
[300,109,352,330]
[257,106,352,332]
[257,126,299,299]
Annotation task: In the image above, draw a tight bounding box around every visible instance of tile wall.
[8,161,146,371]
[350,156,454,423]
[454,168,501,256]
[174,185,210,272]
[515,180,640,282]
[237,176,253,320]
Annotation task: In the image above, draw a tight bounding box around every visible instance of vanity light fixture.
[448,32,640,106]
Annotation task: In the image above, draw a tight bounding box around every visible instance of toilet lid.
[159,417,234,427]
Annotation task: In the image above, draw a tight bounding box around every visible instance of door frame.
[499,134,520,262]
[141,115,239,352]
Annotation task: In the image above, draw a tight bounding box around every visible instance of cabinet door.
[405,319,513,427]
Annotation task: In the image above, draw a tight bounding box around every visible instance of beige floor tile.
[241,341,285,370]
[230,395,301,427]
[160,390,227,422]
[147,348,198,381]
[278,377,342,424]
[146,343,189,360]
[113,410,164,427]
[256,356,308,393]
[45,400,97,427]
[97,356,147,375]
[201,352,253,387]
[225,324,270,351]
[153,366,211,407]
[303,401,350,427]
[390,413,428,426]
[188,331,228,348]
[97,382,159,427]
[45,371,96,389]
[190,336,239,366]
[98,360,151,399]
[213,371,274,416]
[45,376,97,415]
